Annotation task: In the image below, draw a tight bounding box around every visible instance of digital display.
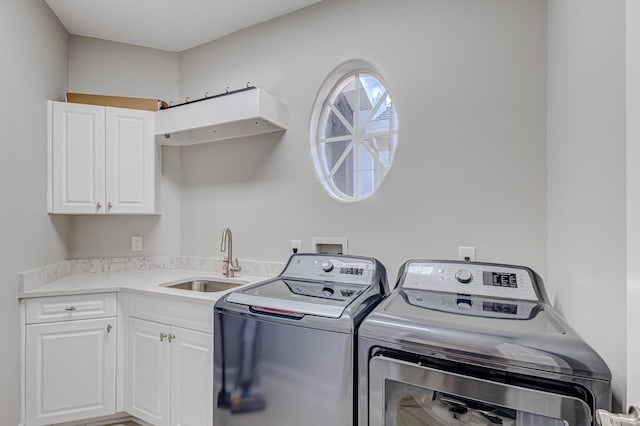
[483,271,517,288]
[339,267,363,275]
[483,301,518,315]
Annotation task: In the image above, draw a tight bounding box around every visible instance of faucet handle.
[230,257,241,272]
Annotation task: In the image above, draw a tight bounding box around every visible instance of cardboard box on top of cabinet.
[66,92,169,111]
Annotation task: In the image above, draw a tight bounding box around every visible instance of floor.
[104,422,140,426]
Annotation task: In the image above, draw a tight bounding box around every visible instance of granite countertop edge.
[18,256,286,303]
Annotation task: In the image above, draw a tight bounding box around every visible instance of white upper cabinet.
[105,107,156,214]
[48,101,158,215]
[49,102,105,214]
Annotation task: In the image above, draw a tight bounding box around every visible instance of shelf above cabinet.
[155,88,288,146]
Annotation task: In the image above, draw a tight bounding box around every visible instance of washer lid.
[226,278,366,318]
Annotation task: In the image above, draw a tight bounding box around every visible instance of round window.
[310,67,398,201]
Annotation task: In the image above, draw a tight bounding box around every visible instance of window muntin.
[312,70,398,201]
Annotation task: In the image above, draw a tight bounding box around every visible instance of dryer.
[358,260,611,426]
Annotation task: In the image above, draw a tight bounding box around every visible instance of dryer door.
[369,356,592,426]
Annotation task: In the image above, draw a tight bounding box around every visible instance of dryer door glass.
[386,380,564,425]
[368,356,591,426]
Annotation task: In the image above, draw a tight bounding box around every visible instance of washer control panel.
[401,261,538,301]
[283,255,375,286]
[285,280,365,301]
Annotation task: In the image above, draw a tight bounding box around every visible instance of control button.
[321,261,334,272]
[457,301,472,310]
[438,268,445,274]
[455,269,473,284]
[322,287,334,297]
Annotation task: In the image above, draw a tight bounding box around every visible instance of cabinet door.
[105,107,156,214]
[25,318,116,426]
[128,318,170,426]
[50,101,106,214]
[170,327,213,426]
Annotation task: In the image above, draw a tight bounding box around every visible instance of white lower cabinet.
[22,292,213,426]
[170,327,214,426]
[25,317,117,426]
[127,318,171,425]
[128,317,213,426]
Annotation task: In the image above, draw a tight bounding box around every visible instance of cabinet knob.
[160,332,168,342]
[168,334,176,343]
[107,202,113,210]
[65,306,76,311]
[106,324,112,333]
[96,202,102,210]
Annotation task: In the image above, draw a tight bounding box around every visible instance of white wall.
[0,1,69,424]
[178,0,548,276]
[547,0,627,410]
[67,36,183,258]
[49,0,633,412]
[68,36,180,102]
[626,0,640,409]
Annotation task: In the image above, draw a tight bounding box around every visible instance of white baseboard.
[46,413,151,426]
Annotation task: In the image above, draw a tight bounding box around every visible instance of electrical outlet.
[458,246,476,261]
[291,240,301,254]
[131,236,143,252]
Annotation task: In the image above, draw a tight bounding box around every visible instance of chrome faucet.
[220,227,241,278]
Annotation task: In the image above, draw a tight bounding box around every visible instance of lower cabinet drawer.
[129,293,213,333]
[25,293,117,324]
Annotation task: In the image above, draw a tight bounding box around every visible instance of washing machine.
[214,253,388,426]
[358,260,611,426]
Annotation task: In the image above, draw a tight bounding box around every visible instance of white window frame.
[309,61,399,202]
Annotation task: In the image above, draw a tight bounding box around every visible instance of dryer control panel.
[401,261,539,302]
[403,289,539,319]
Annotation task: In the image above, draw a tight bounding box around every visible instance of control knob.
[455,269,473,284]
[322,287,335,297]
[321,261,334,272]
[457,301,473,310]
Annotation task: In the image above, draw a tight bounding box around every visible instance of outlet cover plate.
[131,236,143,252]
[458,246,476,261]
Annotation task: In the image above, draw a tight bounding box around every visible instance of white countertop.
[20,269,270,304]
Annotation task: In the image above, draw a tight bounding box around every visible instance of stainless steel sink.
[166,279,247,293]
